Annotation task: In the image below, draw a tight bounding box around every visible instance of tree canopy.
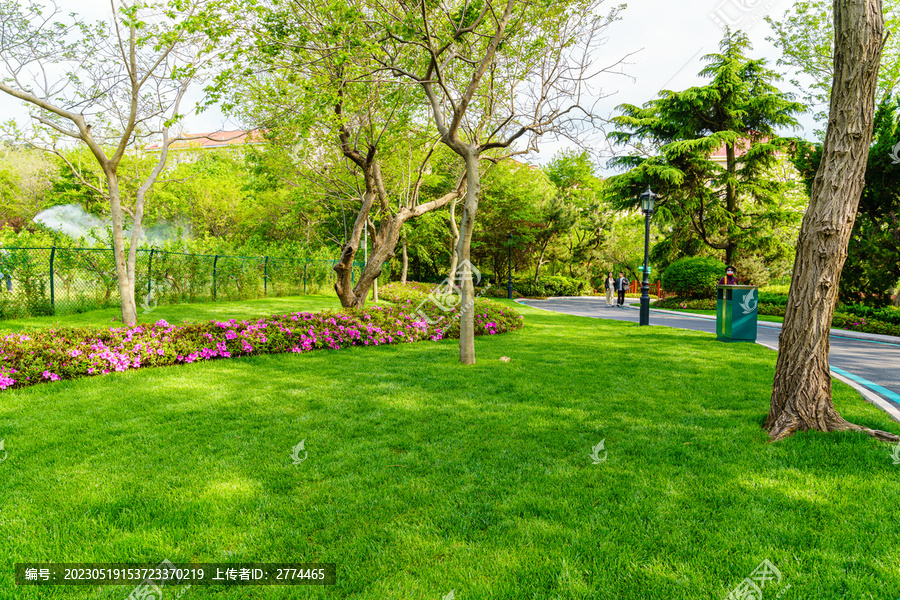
[606,31,804,266]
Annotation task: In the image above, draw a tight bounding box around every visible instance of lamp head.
[639,186,657,214]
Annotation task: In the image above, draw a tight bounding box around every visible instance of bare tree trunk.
[448,194,460,279]
[534,242,550,283]
[106,170,137,325]
[400,232,408,284]
[767,0,896,442]
[336,182,466,308]
[457,151,480,365]
[333,186,376,308]
[349,218,398,309]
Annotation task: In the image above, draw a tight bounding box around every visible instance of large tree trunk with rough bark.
[767,0,896,442]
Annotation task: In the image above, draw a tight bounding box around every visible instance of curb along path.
[518,296,900,423]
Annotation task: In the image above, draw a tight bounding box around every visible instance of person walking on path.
[718,265,738,286]
[604,271,615,307]
[615,272,629,307]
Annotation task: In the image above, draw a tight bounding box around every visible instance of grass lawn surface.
[1,296,898,599]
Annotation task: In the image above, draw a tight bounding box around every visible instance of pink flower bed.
[0,300,523,392]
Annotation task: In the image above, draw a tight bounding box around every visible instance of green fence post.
[148,248,154,298]
[213,255,219,301]
[264,256,269,296]
[49,246,56,315]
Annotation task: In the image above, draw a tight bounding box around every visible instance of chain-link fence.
[0,247,390,320]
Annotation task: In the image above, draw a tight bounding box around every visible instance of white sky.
[1,0,816,174]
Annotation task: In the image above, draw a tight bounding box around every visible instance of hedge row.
[477,275,590,298]
[840,303,900,326]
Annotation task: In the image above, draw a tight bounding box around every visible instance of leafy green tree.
[766,0,900,126]
[545,150,608,280]
[600,212,648,283]
[0,145,58,224]
[400,211,453,283]
[150,153,252,240]
[376,0,623,364]
[792,96,900,306]
[473,161,554,281]
[0,0,225,324]
[607,31,804,266]
[222,0,467,309]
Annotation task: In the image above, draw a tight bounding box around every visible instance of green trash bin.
[716,285,758,342]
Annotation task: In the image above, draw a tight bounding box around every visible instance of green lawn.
[1,297,898,599]
[0,295,347,331]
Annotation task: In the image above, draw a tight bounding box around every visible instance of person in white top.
[603,271,615,307]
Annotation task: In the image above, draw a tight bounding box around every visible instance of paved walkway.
[519,296,900,422]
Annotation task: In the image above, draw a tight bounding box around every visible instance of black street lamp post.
[639,186,656,326]
[507,233,513,299]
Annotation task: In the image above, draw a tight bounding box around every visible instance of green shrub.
[758,292,789,306]
[760,284,790,295]
[512,275,590,298]
[654,298,716,310]
[483,286,523,299]
[661,257,726,299]
[831,312,900,336]
[732,254,770,286]
[655,297,786,316]
[839,303,900,326]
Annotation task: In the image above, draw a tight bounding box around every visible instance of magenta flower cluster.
[0,293,523,392]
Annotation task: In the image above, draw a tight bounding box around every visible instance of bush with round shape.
[661,257,726,299]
